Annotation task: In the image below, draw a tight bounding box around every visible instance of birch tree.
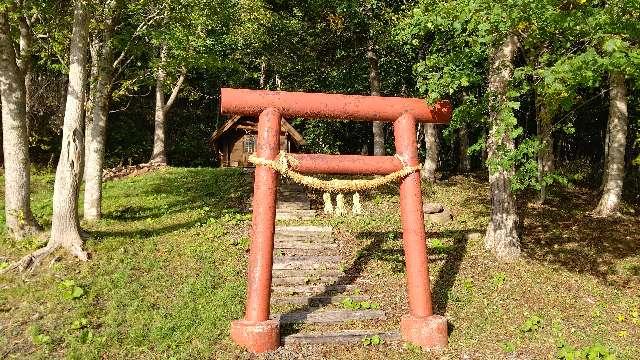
[0,5,41,239]
[145,0,233,165]
[422,124,438,181]
[149,45,186,165]
[83,0,122,220]
[12,0,91,269]
[594,72,628,216]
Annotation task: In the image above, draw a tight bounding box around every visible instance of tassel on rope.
[323,192,334,214]
[335,193,346,215]
[352,192,362,215]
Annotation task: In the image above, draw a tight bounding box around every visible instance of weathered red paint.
[224,89,452,353]
[230,108,281,353]
[289,154,403,175]
[400,314,448,349]
[393,113,433,318]
[230,319,280,353]
[220,88,452,124]
[245,107,280,321]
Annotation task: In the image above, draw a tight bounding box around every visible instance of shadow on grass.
[90,168,252,240]
[100,168,252,219]
[279,229,472,337]
[520,186,640,283]
[90,218,209,240]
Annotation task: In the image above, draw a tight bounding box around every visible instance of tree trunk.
[594,72,628,216]
[0,11,40,239]
[484,35,521,261]
[422,124,438,181]
[48,0,90,261]
[537,99,554,203]
[259,58,267,89]
[367,41,385,156]
[84,8,116,221]
[150,58,167,164]
[149,46,186,165]
[458,124,471,172]
[17,12,32,132]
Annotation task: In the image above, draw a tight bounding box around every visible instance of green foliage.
[70,318,90,330]
[521,315,543,333]
[429,238,453,253]
[341,297,380,311]
[556,340,616,360]
[397,0,639,191]
[28,325,52,346]
[59,280,85,300]
[491,272,506,288]
[403,341,423,353]
[362,334,384,346]
[501,341,516,353]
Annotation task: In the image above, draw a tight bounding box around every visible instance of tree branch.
[112,11,160,69]
[163,67,186,113]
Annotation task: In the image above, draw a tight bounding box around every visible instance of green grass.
[1,168,251,359]
[1,168,639,359]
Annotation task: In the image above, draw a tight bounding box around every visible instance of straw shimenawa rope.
[248,151,421,193]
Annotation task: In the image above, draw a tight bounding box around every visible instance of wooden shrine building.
[210,115,306,167]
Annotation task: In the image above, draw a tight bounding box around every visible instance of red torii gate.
[221,88,452,353]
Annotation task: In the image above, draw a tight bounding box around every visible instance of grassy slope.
[0,168,638,359]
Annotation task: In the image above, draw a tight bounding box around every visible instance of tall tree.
[149,45,186,165]
[594,72,628,216]
[0,8,41,239]
[458,124,471,172]
[367,40,385,156]
[83,0,122,220]
[422,124,438,181]
[15,0,91,269]
[536,97,554,203]
[484,35,521,260]
[144,0,234,165]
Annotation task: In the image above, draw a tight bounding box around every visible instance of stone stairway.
[276,184,316,220]
[270,225,401,345]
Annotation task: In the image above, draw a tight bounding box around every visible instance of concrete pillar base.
[400,314,448,349]
[230,319,280,353]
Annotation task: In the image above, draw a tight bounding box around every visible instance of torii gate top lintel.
[220,87,452,124]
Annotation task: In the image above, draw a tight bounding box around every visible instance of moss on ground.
[1,168,638,359]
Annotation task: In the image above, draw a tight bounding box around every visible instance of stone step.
[277,201,311,210]
[275,225,332,235]
[273,247,338,256]
[274,233,335,242]
[271,275,350,286]
[275,233,335,242]
[271,294,370,306]
[272,269,344,278]
[272,310,386,325]
[273,256,341,270]
[277,205,311,211]
[283,330,401,345]
[278,188,307,194]
[276,210,316,220]
[278,189,308,199]
[278,198,309,203]
[274,241,338,250]
[272,284,356,294]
